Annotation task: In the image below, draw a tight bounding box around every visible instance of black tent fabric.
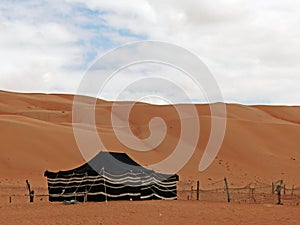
[44,152,179,202]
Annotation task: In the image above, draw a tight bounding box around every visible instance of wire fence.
[2,179,300,206]
[177,179,300,206]
[0,184,48,205]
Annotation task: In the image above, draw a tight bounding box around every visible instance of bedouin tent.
[44,151,179,202]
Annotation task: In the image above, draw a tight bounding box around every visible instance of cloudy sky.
[0,0,299,105]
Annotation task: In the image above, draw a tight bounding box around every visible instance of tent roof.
[44,151,179,180]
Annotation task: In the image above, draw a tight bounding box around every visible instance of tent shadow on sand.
[44,151,179,202]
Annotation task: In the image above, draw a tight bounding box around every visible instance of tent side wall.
[45,172,143,202]
[45,172,178,202]
[44,152,178,202]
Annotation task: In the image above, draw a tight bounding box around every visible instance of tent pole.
[103,167,108,203]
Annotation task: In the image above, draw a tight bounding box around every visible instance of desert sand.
[0,90,299,224]
[0,201,299,225]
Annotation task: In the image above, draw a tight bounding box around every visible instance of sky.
[0,0,299,105]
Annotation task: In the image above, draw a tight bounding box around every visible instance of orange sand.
[0,90,299,188]
[0,201,299,225]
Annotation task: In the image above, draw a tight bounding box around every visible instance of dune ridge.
[0,90,299,189]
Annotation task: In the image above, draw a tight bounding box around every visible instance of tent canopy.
[45,151,179,180]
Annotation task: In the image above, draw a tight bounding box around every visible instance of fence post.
[196,181,200,200]
[250,188,256,203]
[9,196,12,203]
[275,180,283,205]
[291,185,294,197]
[26,180,34,203]
[224,177,231,203]
[30,190,34,203]
[272,182,274,194]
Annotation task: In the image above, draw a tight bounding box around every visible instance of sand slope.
[0,90,299,188]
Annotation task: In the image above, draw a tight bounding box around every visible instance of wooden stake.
[26,180,31,193]
[250,188,256,203]
[196,181,200,200]
[29,190,34,203]
[26,180,34,203]
[224,177,231,203]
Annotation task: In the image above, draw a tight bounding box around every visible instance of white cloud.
[0,0,299,104]
[0,18,84,92]
[97,63,207,104]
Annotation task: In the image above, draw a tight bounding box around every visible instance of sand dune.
[0,90,299,189]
